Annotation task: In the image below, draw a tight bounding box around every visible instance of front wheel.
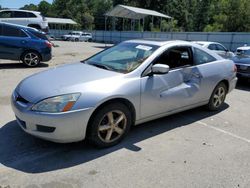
[22,51,41,67]
[207,82,227,111]
[88,103,132,148]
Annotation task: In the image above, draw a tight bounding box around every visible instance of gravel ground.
[0,41,250,188]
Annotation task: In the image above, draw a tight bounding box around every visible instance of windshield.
[84,42,159,73]
[236,49,250,56]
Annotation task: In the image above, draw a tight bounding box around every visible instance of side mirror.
[151,64,170,75]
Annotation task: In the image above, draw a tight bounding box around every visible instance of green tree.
[38,1,54,17]
[18,0,250,32]
[20,4,38,11]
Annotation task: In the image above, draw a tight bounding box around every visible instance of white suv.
[0,9,49,32]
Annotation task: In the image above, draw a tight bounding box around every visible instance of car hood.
[16,62,122,103]
[231,56,250,65]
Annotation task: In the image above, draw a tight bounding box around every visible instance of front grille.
[236,65,250,74]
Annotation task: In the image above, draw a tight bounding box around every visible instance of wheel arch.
[86,97,136,137]
[219,79,229,93]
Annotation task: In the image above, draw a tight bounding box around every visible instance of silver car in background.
[11,40,237,148]
[193,41,234,59]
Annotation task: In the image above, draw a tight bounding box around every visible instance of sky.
[0,0,53,8]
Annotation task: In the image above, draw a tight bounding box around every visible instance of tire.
[206,82,227,111]
[22,51,41,67]
[75,38,79,42]
[88,103,132,148]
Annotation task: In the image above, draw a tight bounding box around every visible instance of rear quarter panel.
[197,59,235,100]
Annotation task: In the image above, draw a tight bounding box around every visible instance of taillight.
[233,64,237,72]
[45,41,52,48]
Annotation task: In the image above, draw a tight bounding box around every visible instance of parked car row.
[0,21,245,148]
[61,31,93,42]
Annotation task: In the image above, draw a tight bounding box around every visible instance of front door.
[140,46,203,119]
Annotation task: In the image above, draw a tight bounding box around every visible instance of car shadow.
[236,79,250,91]
[0,104,229,174]
[0,62,49,69]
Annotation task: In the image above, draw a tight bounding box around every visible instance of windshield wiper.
[89,63,114,71]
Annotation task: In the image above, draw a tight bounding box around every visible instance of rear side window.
[27,12,37,18]
[208,44,217,50]
[0,11,12,18]
[193,47,216,65]
[13,11,27,18]
[216,44,227,51]
[1,25,27,37]
[29,29,48,40]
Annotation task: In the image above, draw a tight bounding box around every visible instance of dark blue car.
[0,22,52,67]
[231,46,250,79]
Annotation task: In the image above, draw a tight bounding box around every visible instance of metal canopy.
[105,4,172,20]
[46,17,77,25]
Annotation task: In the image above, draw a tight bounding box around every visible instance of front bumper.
[11,93,93,143]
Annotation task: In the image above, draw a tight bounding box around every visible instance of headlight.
[32,93,81,113]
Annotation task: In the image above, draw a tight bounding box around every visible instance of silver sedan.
[11,40,238,147]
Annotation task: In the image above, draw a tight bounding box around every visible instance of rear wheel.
[75,38,79,42]
[22,51,41,67]
[207,82,227,111]
[88,103,132,148]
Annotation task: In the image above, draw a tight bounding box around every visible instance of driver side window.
[154,46,193,69]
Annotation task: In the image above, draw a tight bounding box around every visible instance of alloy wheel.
[213,86,226,108]
[97,110,127,143]
[24,52,40,67]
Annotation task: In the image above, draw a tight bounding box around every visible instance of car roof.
[237,46,250,50]
[125,39,194,47]
[192,41,219,45]
[0,9,41,14]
